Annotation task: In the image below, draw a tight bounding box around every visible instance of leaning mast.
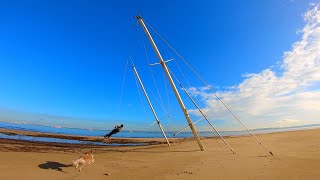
[131,62,171,146]
[135,15,205,151]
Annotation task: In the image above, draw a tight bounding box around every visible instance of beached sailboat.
[132,15,273,155]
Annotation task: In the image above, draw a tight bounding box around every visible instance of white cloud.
[189,5,320,130]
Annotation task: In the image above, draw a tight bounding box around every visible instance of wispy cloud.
[189,4,320,129]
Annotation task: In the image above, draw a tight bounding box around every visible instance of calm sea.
[1,121,319,146]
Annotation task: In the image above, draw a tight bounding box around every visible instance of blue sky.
[0,0,319,131]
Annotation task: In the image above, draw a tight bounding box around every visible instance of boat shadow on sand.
[38,161,73,173]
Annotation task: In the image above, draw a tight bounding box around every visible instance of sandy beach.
[0,128,319,180]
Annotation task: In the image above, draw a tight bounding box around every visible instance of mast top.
[134,15,142,20]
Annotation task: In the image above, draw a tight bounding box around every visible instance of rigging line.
[166,49,192,88]
[138,25,168,117]
[137,25,174,132]
[149,89,171,118]
[163,72,171,112]
[136,19,174,136]
[161,70,170,112]
[117,59,130,123]
[174,117,204,136]
[149,85,176,133]
[164,49,190,133]
[168,67,235,154]
[162,49,188,133]
[132,60,150,125]
[146,21,273,156]
[163,50,189,133]
[131,60,171,146]
[161,63,176,133]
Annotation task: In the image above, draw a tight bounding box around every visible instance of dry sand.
[0,128,320,180]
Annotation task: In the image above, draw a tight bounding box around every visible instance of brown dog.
[72,151,95,172]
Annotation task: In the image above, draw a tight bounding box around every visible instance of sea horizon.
[1,121,320,139]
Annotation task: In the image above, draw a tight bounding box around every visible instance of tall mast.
[135,15,204,151]
[131,63,171,146]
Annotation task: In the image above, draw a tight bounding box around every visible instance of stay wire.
[166,49,192,88]
[148,88,176,133]
[117,59,130,124]
[145,21,273,156]
[136,20,181,142]
[168,67,235,154]
[162,72,176,133]
[138,24,171,125]
[161,50,177,133]
[137,21,176,134]
[131,58,151,128]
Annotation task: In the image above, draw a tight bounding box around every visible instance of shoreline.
[1,126,319,149]
[0,128,185,146]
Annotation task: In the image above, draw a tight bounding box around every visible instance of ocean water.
[0,133,147,146]
[1,121,319,145]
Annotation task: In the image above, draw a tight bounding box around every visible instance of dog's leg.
[79,163,85,172]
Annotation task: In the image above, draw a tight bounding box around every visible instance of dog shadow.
[38,161,73,173]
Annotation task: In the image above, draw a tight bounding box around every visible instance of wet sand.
[0,128,181,144]
[0,128,319,179]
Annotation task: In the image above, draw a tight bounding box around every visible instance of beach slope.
[0,128,319,180]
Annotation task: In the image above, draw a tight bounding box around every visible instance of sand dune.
[0,128,320,179]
